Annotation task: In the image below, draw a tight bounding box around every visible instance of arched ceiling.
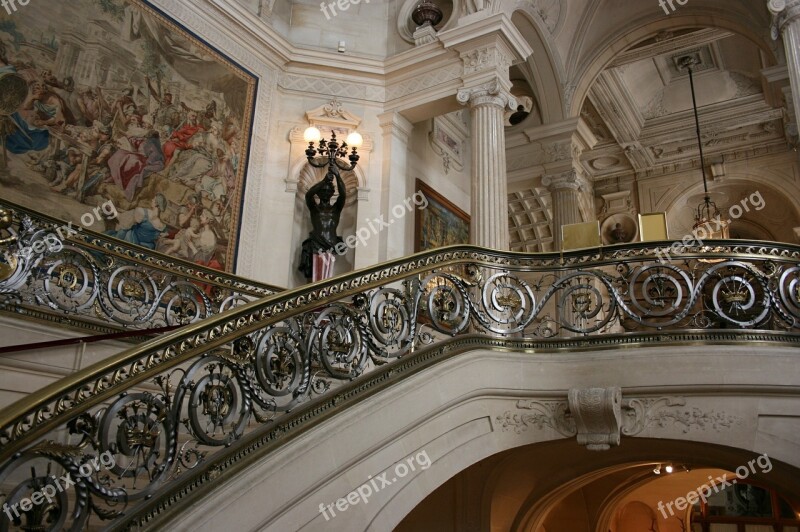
[576,27,787,181]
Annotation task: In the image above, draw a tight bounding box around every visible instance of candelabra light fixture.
[303,127,362,171]
[679,55,730,239]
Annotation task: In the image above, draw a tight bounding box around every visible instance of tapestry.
[0,0,257,271]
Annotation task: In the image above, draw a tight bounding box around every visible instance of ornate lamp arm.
[305,130,360,170]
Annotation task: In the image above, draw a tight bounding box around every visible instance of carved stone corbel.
[567,387,622,451]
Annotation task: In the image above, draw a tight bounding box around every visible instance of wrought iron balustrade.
[0,241,798,530]
[0,199,281,335]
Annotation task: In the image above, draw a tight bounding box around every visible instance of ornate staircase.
[1,204,799,530]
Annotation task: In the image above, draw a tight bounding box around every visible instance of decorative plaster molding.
[542,139,572,163]
[457,79,517,110]
[385,63,463,102]
[279,73,385,102]
[461,45,513,76]
[305,99,362,130]
[495,399,574,436]
[611,28,734,68]
[542,169,589,191]
[769,0,800,35]
[413,24,439,46]
[568,387,622,451]
[378,112,415,145]
[496,393,742,450]
[622,397,742,435]
[430,113,467,173]
[463,0,496,15]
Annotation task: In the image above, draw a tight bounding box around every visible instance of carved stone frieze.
[461,45,513,76]
[280,73,385,102]
[495,399,575,436]
[542,140,572,163]
[385,63,463,102]
[622,397,742,435]
[496,393,743,450]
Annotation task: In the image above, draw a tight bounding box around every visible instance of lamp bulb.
[304,126,322,143]
[345,131,363,148]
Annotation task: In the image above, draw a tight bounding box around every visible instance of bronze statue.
[299,166,346,279]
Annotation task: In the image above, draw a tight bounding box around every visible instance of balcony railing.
[0,241,798,530]
[0,199,281,335]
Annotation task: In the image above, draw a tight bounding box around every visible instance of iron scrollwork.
[0,201,280,333]
[0,242,798,529]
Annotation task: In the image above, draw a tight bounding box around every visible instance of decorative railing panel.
[0,241,798,530]
[0,199,281,334]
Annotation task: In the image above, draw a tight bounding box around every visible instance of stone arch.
[614,500,659,532]
[508,6,567,123]
[163,345,800,531]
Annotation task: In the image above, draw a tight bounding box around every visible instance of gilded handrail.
[0,240,798,530]
[0,198,282,333]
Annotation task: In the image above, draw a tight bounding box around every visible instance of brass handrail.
[0,239,798,530]
[1,239,798,452]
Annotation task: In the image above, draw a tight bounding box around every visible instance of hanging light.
[680,56,730,240]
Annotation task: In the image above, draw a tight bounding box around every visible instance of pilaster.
[377,111,414,261]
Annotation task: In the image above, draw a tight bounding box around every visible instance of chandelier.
[679,56,730,239]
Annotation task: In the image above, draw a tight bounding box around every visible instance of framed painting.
[414,179,470,252]
[0,0,257,272]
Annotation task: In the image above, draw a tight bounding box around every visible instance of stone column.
[377,111,414,261]
[457,81,516,250]
[543,169,588,250]
[769,0,800,124]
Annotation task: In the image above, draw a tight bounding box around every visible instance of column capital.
[457,79,517,111]
[542,169,589,192]
[769,0,800,35]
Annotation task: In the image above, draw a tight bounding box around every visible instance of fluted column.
[543,170,587,250]
[770,0,800,124]
[457,81,516,250]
